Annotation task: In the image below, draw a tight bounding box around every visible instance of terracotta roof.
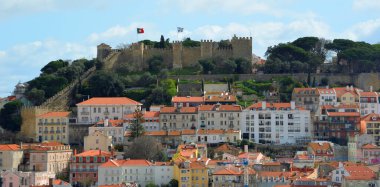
[334,87,359,97]
[247,102,303,110]
[362,144,379,149]
[124,111,160,119]
[160,106,197,113]
[327,112,360,117]
[218,105,241,111]
[293,88,318,94]
[190,161,206,169]
[198,105,215,111]
[77,97,142,105]
[38,112,70,118]
[213,167,255,175]
[263,162,281,166]
[145,131,167,136]
[322,103,359,110]
[258,171,295,178]
[238,152,261,160]
[308,142,332,153]
[94,119,124,127]
[100,159,153,167]
[214,144,239,152]
[359,92,378,97]
[172,96,204,103]
[344,165,376,180]
[361,113,380,122]
[0,144,21,151]
[75,150,111,157]
[53,179,70,185]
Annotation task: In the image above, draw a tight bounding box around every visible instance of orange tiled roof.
[263,162,281,166]
[172,96,204,103]
[38,111,70,118]
[317,88,335,94]
[75,150,111,157]
[334,87,359,97]
[308,142,332,153]
[358,92,378,97]
[214,144,239,152]
[77,97,142,105]
[0,144,20,151]
[219,105,241,111]
[293,88,318,94]
[327,112,360,117]
[198,105,215,111]
[190,161,206,169]
[361,113,380,122]
[322,103,359,110]
[125,111,159,119]
[247,102,303,110]
[213,167,255,175]
[52,179,70,185]
[344,165,376,180]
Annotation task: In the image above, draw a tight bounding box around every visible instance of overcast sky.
[0,0,380,97]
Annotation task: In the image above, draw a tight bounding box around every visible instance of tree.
[148,56,165,73]
[182,38,200,47]
[26,88,45,105]
[88,71,125,97]
[312,77,316,87]
[199,59,215,74]
[321,77,329,86]
[124,136,166,161]
[214,58,237,74]
[169,179,179,187]
[235,58,252,74]
[41,60,69,74]
[129,108,145,139]
[159,35,165,48]
[0,100,23,132]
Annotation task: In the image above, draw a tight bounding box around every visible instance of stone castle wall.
[20,106,50,141]
[97,36,253,71]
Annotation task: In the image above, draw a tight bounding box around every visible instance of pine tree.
[130,108,145,139]
[312,77,316,87]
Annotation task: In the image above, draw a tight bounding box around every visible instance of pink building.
[1,170,55,187]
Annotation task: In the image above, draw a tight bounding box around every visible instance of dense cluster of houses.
[1,85,380,187]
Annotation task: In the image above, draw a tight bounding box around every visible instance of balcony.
[38,122,43,125]
[228,116,235,120]
[56,130,61,133]
[104,111,110,115]
[190,118,196,122]
[200,124,206,128]
[229,124,234,129]
[162,119,168,122]
[200,116,206,120]
[80,112,89,115]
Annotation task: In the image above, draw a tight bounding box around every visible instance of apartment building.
[70,150,111,186]
[172,96,204,107]
[360,113,380,146]
[0,170,55,187]
[314,104,360,144]
[358,91,379,116]
[173,160,209,187]
[198,104,241,130]
[98,160,173,187]
[124,111,160,131]
[317,88,337,106]
[84,130,113,151]
[292,88,319,113]
[77,97,142,124]
[0,144,23,171]
[88,119,125,145]
[19,142,72,174]
[241,101,311,144]
[160,106,198,130]
[334,86,360,105]
[36,112,70,144]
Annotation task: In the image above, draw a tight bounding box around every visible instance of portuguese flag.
[137,28,144,34]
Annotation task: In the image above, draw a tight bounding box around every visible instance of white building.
[77,97,142,124]
[317,88,337,106]
[0,170,55,187]
[124,111,160,131]
[98,159,173,187]
[241,101,311,144]
[88,119,125,145]
[358,91,379,116]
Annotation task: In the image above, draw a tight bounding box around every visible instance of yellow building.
[36,112,70,144]
[84,130,113,151]
[173,159,209,187]
[334,87,359,105]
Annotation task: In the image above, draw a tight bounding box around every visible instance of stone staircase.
[40,66,96,111]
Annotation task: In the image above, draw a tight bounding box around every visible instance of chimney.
[244,145,248,153]
[20,142,23,149]
[346,85,349,91]
[291,101,295,110]
[104,119,109,127]
[350,85,353,91]
[370,86,373,92]
[262,101,266,110]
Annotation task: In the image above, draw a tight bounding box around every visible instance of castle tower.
[200,40,214,59]
[231,35,253,61]
[172,41,183,68]
[97,43,112,61]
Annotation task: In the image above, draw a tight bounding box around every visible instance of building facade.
[198,104,241,130]
[360,113,380,146]
[241,101,311,144]
[76,97,142,124]
[36,112,70,144]
[0,144,23,171]
[89,119,125,145]
[124,111,160,132]
[160,107,198,130]
[84,130,113,151]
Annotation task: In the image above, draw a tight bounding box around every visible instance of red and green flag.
[137,28,144,34]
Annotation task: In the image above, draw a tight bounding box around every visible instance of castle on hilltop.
[97,35,253,71]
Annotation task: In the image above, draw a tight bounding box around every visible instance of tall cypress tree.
[130,108,145,139]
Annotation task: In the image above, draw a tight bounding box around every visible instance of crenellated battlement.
[98,35,252,71]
